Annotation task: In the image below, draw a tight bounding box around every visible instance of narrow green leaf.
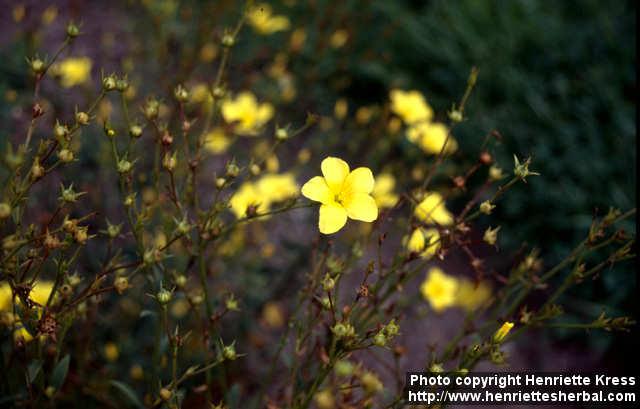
[110,380,144,408]
[27,360,43,383]
[50,355,70,390]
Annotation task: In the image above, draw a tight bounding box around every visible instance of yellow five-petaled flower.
[301,157,378,234]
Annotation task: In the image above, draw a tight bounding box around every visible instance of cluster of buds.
[373,319,400,347]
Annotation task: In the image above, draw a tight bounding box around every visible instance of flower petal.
[318,203,348,234]
[342,192,378,222]
[301,176,332,204]
[321,157,350,193]
[343,167,374,194]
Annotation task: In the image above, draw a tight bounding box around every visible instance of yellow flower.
[262,301,285,329]
[256,173,299,202]
[247,3,291,35]
[229,182,270,218]
[420,267,458,312]
[221,92,274,136]
[455,279,492,312]
[301,157,378,234]
[371,173,398,208]
[204,128,232,154]
[0,282,12,311]
[389,89,433,125]
[406,228,440,259]
[330,29,349,48]
[407,122,457,155]
[414,192,454,226]
[29,281,54,306]
[53,57,92,88]
[314,389,335,409]
[104,342,119,362]
[334,98,348,120]
[493,321,514,343]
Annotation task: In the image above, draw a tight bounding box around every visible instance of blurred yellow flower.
[371,173,399,208]
[104,342,119,362]
[0,282,12,311]
[230,173,298,218]
[256,173,298,202]
[289,28,307,51]
[41,5,58,25]
[29,281,54,306]
[389,89,433,125]
[420,267,458,312]
[222,92,274,136]
[230,182,269,218]
[334,98,348,120]
[262,301,285,328]
[455,278,492,312]
[301,157,378,234]
[314,389,335,409]
[406,228,440,259]
[247,3,291,35]
[199,42,218,62]
[330,29,349,48]
[407,122,457,155]
[53,57,92,88]
[414,192,454,226]
[204,128,232,154]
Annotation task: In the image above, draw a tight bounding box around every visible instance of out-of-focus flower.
[414,192,454,226]
[262,302,285,328]
[334,98,348,120]
[222,92,274,136]
[406,228,440,259]
[53,57,92,88]
[371,173,399,208]
[204,128,232,154]
[301,157,378,234]
[455,279,492,312]
[420,267,458,312]
[104,342,119,362]
[389,89,433,125]
[0,282,13,311]
[170,299,190,318]
[330,29,349,48]
[256,173,298,202]
[230,173,298,218]
[289,28,306,51]
[41,6,58,25]
[360,371,384,394]
[247,3,290,35]
[199,42,218,62]
[314,389,335,409]
[13,4,25,22]
[407,122,457,155]
[355,106,373,125]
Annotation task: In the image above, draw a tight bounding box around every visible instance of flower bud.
[221,33,235,48]
[222,344,237,360]
[74,226,89,244]
[30,58,46,74]
[114,276,129,294]
[225,162,240,178]
[275,127,289,140]
[57,149,74,163]
[159,388,172,401]
[479,200,495,215]
[493,321,514,343]
[162,152,177,171]
[129,124,143,138]
[116,78,129,92]
[249,163,260,176]
[174,84,189,102]
[321,274,335,291]
[102,75,117,92]
[53,123,69,140]
[483,226,500,245]
[144,99,159,120]
[66,22,80,38]
[75,111,90,126]
[488,165,504,181]
[175,274,187,288]
[117,159,133,174]
[0,202,11,219]
[215,177,226,189]
[156,289,172,305]
[384,319,399,337]
[448,109,463,123]
[373,332,386,347]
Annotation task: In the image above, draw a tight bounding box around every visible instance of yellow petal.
[301,176,332,204]
[343,167,374,194]
[257,103,274,124]
[318,203,348,234]
[321,157,350,193]
[342,192,378,222]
